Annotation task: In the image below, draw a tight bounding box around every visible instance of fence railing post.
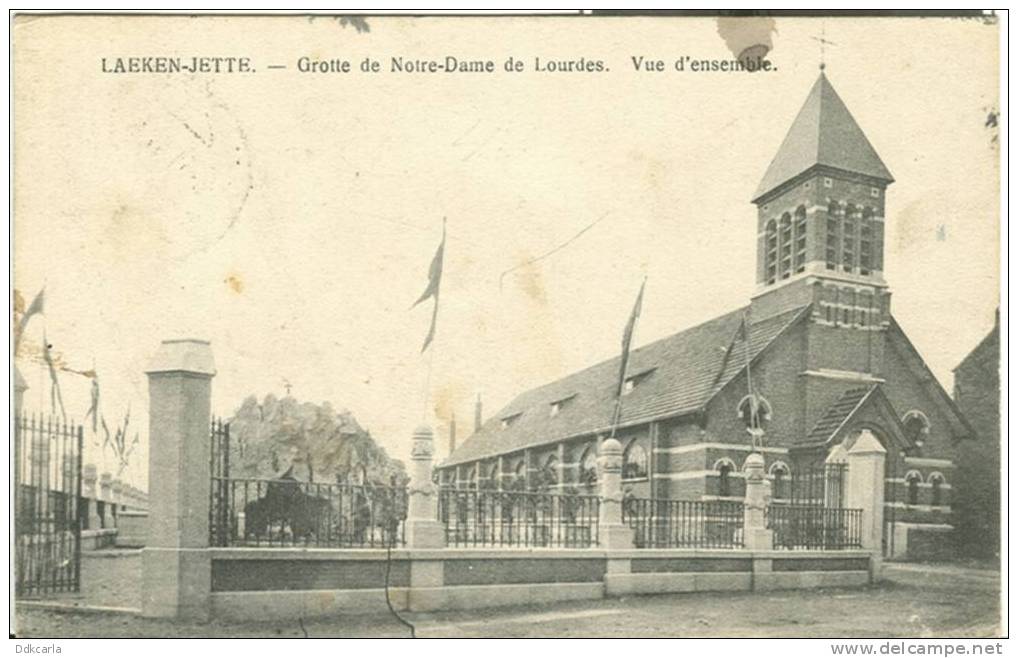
[112,479,124,516]
[742,451,774,550]
[99,472,112,515]
[406,425,445,549]
[597,438,633,549]
[825,444,848,507]
[846,430,886,581]
[141,339,216,620]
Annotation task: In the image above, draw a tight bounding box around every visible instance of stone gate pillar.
[112,479,124,515]
[406,425,445,611]
[742,452,774,550]
[82,464,101,530]
[597,438,633,549]
[846,430,886,582]
[406,425,445,548]
[141,339,216,620]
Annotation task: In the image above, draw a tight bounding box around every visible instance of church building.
[438,72,973,557]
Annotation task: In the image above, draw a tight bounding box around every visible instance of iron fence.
[14,413,83,597]
[210,476,408,547]
[781,463,847,507]
[209,418,230,543]
[766,504,863,550]
[437,488,599,548]
[622,497,744,549]
[208,419,407,547]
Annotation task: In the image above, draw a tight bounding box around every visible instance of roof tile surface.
[753,73,893,201]
[444,305,809,466]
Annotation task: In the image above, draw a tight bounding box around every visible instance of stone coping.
[208,546,874,561]
[82,529,119,537]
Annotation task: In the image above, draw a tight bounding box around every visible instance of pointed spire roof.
[753,73,893,202]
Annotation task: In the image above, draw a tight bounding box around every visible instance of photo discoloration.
[716,15,777,65]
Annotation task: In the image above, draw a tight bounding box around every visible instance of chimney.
[449,413,457,455]
[474,394,483,433]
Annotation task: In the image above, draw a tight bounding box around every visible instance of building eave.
[438,407,701,469]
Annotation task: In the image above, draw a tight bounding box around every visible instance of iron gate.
[14,413,84,597]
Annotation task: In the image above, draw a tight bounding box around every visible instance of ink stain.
[338,16,370,33]
[225,272,245,294]
[716,16,776,72]
[516,256,548,305]
[983,106,999,147]
[433,382,467,424]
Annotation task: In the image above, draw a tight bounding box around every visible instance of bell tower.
[749,72,894,331]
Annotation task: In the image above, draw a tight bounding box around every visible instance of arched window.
[713,458,736,497]
[826,200,840,270]
[769,461,790,500]
[929,472,945,506]
[902,410,931,448]
[794,205,807,273]
[718,462,733,497]
[622,440,648,480]
[859,208,874,276]
[778,213,793,279]
[859,290,873,327]
[873,215,885,271]
[842,204,857,273]
[540,454,559,490]
[906,471,923,506]
[580,446,598,487]
[764,220,778,284]
[480,463,498,490]
[737,394,772,430]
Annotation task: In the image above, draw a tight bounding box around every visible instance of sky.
[12,15,1000,489]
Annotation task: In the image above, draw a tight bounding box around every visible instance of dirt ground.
[13,556,1001,638]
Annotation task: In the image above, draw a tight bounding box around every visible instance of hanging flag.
[122,432,140,462]
[118,406,131,458]
[411,220,446,353]
[83,375,100,434]
[615,278,646,398]
[100,415,112,450]
[14,287,44,351]
[42,330,66,419]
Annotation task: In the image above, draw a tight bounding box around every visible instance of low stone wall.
[208,547,875,621]
[115,510,148,548]
[81,529,118,551]
[888,523,955,562]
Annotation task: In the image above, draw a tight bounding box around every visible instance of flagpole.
[743,313,753,401]
[421,334,436,423]
[742,312,764,451]
[610,276,647,440]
